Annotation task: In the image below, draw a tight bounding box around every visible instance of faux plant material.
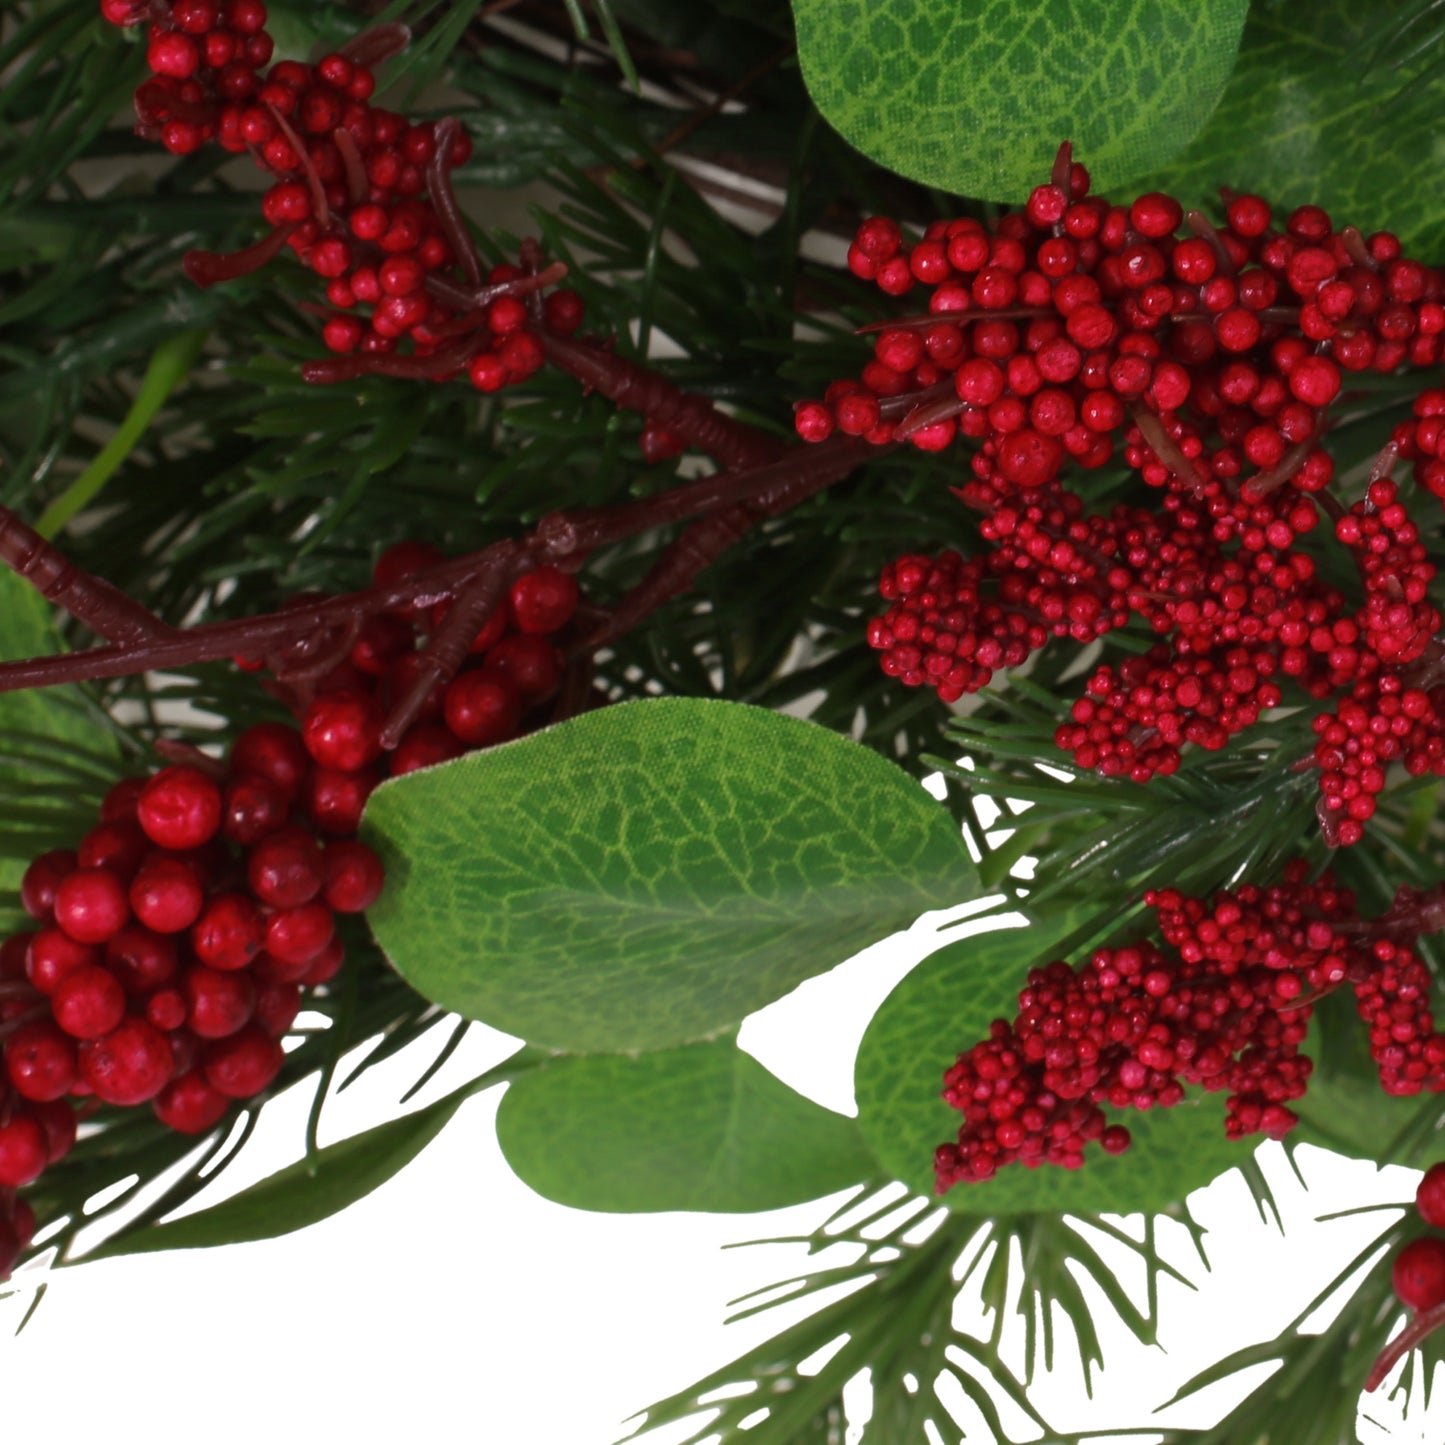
[363,697,977,1052]
[496,1036,875,1212]
[855,915,1246,1214]
[792,0,1249,198]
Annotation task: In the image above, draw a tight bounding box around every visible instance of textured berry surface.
[1394,1236,1445,1312]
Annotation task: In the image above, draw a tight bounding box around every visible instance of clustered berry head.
[837,146,1445,843]
[935,862,1445,1194]
[101,1,585,389]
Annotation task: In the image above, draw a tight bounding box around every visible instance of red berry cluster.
[0,749,384,1277]
[823,149,1445,841]
[100,1,584,386]
[260,542,583,782]
[935,863,1445,1194]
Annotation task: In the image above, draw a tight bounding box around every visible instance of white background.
[2,899,1441,1445]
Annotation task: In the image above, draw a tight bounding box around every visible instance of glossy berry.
[153,1071,231,1134]
[301,690,384,771]
[0,1117,48,1187]
[80,1018,174,1106]
[53,868,131,944]
[130,858,206,934]
[443,671,522,747]
[51,965,127,1040]
[191,894,266,971]
[183,965,257,1040]
[247,827,325,908]
[137,767,223,850]
[204,1026,284,1099]
[1394,1236,1445,1312]
[264,903,334,966]
[230,722,311,798]
[509,567,580,635]
[20,849,76,921]
[4,1020,78,1102]
[322,840,386,913]
[1417,1163,1445,1228]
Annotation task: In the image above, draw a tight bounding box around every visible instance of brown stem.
[183,224,298,288]
[0,507,176,645]
[538,331,782,472]
[339,23,412,69]
[380,544,525,746]
[265,102,329,229]
[332,126,369,210]
[1367,1301,1445,1391]
[1185,209,1236,279]
[427,118,482,290]
[1130,406,1213,502]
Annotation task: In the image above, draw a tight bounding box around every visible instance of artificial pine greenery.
[6,0,1445,1440]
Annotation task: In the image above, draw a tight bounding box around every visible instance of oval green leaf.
[497,1036,875,1212]
[1142,0,1445,255]
[855,915,1248,1214]
[362,698,976,1053]
[87,1075,482,1258]
[791,0,1249,200]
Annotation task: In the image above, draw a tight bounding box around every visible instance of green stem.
[35,327,208,539]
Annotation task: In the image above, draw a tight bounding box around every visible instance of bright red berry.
[53,867,131,944]
[52,965,127,1040]
[247,827,325,908]
[0,1117,48,1187]
[137,767,223,850]
[509,567,580,634]
[1394,1236,1445,1312]
[1417,1163,1445,1228]
[302,690,385,771]
[204,1026,285,1099]
[130,857,206,934]
[4,1019,78,1102]
[152,1071,231,1134]
[80,1018,175,1105]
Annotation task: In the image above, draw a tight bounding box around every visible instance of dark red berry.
[26,929,98,995]
[480,634,561,704]
[53,868,131,944]
[106,926,179,993]
[443,671,522,746]
[137,767,224,850]
[389,723,464,776]
[4,1019,78,1102]
[230,723,311,799]
[302,767,377,836]
[77,820,151,880]
[191,894,266,971]
[509,567,580,634]
[222,772,289,847]
[30,1098,76,1164]
[264,903,334,966]
[301,690,384,771]
[80,1018,174,1105]
[52,965,127,1040]
[1394,1236,1445,1312]
[1418,1163,1445,1228]
[322,840,386,913]
[253,981,302,1038]
[0,1117,48,1187]
[20,849,77,922]
[153,1071,231,1134]
[204,1025,284,1099]
[247,827,325,908]
[183,965,257,1040]
[130,857,206,934]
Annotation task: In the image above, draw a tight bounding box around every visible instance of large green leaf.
[1144,0,1445,255]
[855,914,1248,1214]
[791,0,1249,200]
[362,698,976,1053]
[496,1035,875,1212]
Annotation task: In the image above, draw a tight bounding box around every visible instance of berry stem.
[1367,1299,1445,1391]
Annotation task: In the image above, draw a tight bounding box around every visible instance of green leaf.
[362,698,976,1052]
[790,0,1250,200]
[1144,0,1445,255]
[84,1063,518,1258]
[854,914,1247,1214]
[497,1036,875,1212]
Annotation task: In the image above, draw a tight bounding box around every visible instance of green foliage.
[792,0,1249,199]
[854,913,1247,1215]
[86,1052,538,1259]
[1144,0,1445,254]
[496,1036,875,1212]
[362,698,976,1052]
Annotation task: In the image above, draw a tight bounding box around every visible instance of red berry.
[1418,1163,1445,1228]
[130,857,205,934]
[264,903,334,966]
[5,1019,78,1102]
[183,965,257,1039]
[443,671,522,746]
[254,981,302,1038]
[80,1018,174,1105]
[1394,1236,1445,1312]
[373,539,444,590]
[191,893,266,972]
[53,867,131,944]
[389,723,464,776]
[20,849,77,921]
[137,767,223,850]
[78,820,151,880]
[153,1071,232,1134]
[302,767,378,836]
[481,633,561,704]
[30,1098,76,1164]
[248,827,325,908]
[0,1117,47,1187]
[26,928,99,995]
[303,935,346,986]
[52,965,127,1040]
[222,772,289,847]
[302,690,384,771]
[322,840,386,913]
[230,723,311,799]
[106,926,179,993]
[509,567,580,634]
[205,1025,284,1099]
[147,988,188,1032]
